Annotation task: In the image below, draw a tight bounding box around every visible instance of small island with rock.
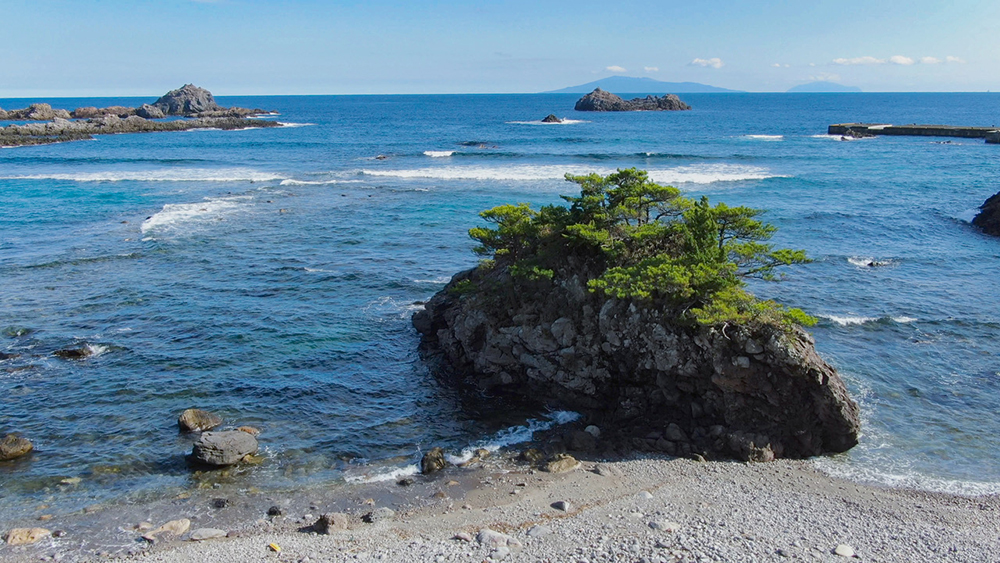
[574,88,691,112]
[414,168,860,461]
[0,84,280,147]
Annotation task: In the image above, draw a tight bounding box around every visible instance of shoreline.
[3,451,998,562]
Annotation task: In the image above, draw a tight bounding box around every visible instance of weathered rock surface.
[544,453,581,473]
[421,446,448,474]
[413,267,860,460]
[4,527,50,545]
[191,431,258,466]
[312,512,349,534]
[136,103,165,119]
[142,518,190,542]
[178,408,222,432]
[541,114,562,123]
[0,115,279,147]
[972,190,1000,236]
[152,84,221,115]
[0,103,72,121]
[0,434,33,461]
[574,88,691,111]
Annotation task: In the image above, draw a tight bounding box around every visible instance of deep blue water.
[2,93,1000,521]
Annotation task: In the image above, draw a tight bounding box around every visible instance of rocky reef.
[574,88,691,112]
[413,266,860,461]
[972,190,1000,236]
[0,115,280,147]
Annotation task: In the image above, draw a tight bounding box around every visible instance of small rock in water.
[211,498,229,509]
[362,507,395,524]
[421,447,448,474]
[189,528,227,541]
[834,544,856,558]
[53,347,92,360]
[397,477,415,487]
[142,518,191,542]
[313,513,349,534]
[51,530,66,538]
[0,434,34,461]
[541,114,562,123]
[177,409,222,433]
[236,426,261,436]
[551,500,571,512]
[543,453,580,473]
[191,431,258,466]
[267,506,283,517]
[4,528,51,545]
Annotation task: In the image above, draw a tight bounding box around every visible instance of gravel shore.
[4,454,998,562]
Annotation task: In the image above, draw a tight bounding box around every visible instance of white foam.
[344,464,420,484]
[413,276,452,284]
[506,119,587,125]
[743,135,784,140]
[279,179,360,186]
[822,315,878,326]
[85,344,110,357]
[423,151,455,157]
[141,196,251,235]
[359,164,785,185]
[278,122,314,128]
[2,168,286,183]
[812,457,1000,497]
[848,256,894,268]
[893,316,917,324]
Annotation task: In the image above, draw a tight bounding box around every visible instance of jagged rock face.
[574,88,691,112]
[413,268,861,460]
[972,191,1000,236]
[153,84,221,115]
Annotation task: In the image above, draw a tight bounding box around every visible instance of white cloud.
[606,65,627,73]
[921,56,942,64]
[644,66,658,73]
[690,58,723,69]
[833,56,886,66]
[889,55,915,65]
[772,63,791,68]
[946,56,966,64]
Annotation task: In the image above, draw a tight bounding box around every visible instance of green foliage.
[467,168,813,330]
[447,279,477,296]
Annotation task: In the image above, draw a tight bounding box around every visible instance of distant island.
[547,76,741,94]
[787,81,862,93]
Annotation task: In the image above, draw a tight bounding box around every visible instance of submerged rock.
[0,434,33,461]
[972,190,1000,237]
[4,527,50,545]
[413,266,860,461]
[191,431,258,466]
[574,88,691,111]
[142,518,190,543]
[178,408,222,433]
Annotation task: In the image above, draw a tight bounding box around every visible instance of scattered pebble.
[551,500,572,512]
[835,544,856,558]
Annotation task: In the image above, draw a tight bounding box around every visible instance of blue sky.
[1,0,997,96]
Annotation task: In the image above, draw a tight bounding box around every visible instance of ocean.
[2,92,999,522]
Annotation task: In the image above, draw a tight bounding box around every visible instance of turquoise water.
[2,93,1000,520]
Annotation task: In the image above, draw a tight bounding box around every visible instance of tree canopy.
[469,168,815,329]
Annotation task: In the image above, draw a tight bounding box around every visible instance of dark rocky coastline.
[574,88,691,112]
[0,84,276,147]
[413,266,861,461]
[972,190,1000,236]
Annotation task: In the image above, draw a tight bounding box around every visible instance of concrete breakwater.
[829,122,1000,143]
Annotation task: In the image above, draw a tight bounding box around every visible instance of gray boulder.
[574,88,691,111]
[136,104,165,119]
[191,431,258,466]
[1,434,33,461]
[541,114,562,123]
[153,84,221,116]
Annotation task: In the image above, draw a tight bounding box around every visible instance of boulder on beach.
[4,527,50,546]
[421,446,448,474]
[541,114,562,123]
[0,434,33,461]
[574,88,691,111]
[191,430,258,466]
[152,84,221,116]
[972,190,1000,237]
[313,512,349,534]
[177,408,223,432]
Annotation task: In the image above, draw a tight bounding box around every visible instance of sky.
[1,0,998,97]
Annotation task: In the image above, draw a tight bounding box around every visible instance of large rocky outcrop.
[0,115,280,147]
[413,267,860,461]
[972,191,1000,236]
[574,88,691,112]
[152,83,221,115]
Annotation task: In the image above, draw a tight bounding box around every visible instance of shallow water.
[2,93,1000,521]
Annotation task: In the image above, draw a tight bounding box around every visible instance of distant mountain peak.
[545,76,741,94]
[786,81,862,93]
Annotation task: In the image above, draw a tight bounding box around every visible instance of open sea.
[2,92,1000,522]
